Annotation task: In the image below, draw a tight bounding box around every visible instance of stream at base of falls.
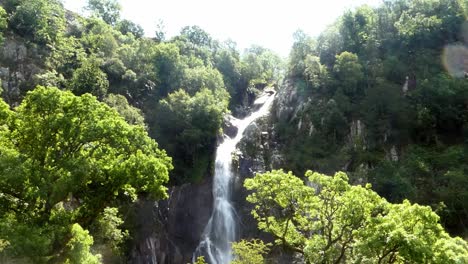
[193,91,276,264]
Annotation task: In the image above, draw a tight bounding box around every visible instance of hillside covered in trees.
[273,0,468,238]
[0,0,466,263]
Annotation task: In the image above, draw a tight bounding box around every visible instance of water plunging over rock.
[193,91,276,264]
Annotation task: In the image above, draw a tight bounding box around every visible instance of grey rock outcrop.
[222,115,238,138]
[129,177,213,264]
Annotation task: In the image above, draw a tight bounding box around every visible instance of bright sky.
[63,0,381,57]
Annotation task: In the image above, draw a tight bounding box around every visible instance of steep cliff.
[130,177,213,263]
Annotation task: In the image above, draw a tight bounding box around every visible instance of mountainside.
[272,0,468,237]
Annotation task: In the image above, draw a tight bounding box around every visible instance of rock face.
[0,36,45,105]
[274,79,300,122]
[129,177,213,264]
[232,115,277,240]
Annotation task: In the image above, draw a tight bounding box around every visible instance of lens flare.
[442,44,468,77]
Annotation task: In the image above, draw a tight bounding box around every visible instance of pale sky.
[63,0,381,57]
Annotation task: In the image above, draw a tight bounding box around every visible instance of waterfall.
[193,91,276,264]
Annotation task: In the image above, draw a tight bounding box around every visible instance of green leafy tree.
[180,25,213,48]
[244,170,468,263]
[70,58,109,98]
[0,6,7,44]
[181,66,227,95]
[86,0,122,26]
[303,55,328,92]
[103,93,145,127]
[65,224,102,264]
[153,43,185,97]
[193,256,207,264]
[90,207,128,251]
[339,6,378,55]
[0,87,172,261]
[81,18,120,58]
[214,43,242,106]
[231,239,270,264]
[117,19,144,38]
[241,46,283,87]
[333,51,363,96]
[154,88,228,183]
[289,30,315,78]
[9,0,65,44]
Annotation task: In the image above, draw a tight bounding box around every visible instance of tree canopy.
[244,170,468,263]
[0,87,172,262]
[276,0,468,236]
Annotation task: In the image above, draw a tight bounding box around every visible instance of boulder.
[223,114,238,138]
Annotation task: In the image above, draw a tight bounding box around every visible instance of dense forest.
[0,0,466,263]
[274,0,468,238]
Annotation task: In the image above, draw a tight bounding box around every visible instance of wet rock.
[129,177,213,264]
[223,115,238,138]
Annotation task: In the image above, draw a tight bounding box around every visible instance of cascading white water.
[193,91,276,264]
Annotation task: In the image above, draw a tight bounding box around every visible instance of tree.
[231,239,270,264]
[303,55,328,92]
[242,46,283,87]
[244,170,468,263]
[333,51,363,96]
[153,43,185,97]
[180,25,213,48]
[103,93,146,127]
[0,6,7,44]
[289,30,315,78]
[70,58,109,98]
[81,18,119,58]
[154,88,228,183]
[86,0,122,26]
[154,19,166,42]
[214,44,242,105]
[117,19,144,38]
[9,0,65,44]
[181,66,227,95]
[0,87,172,261]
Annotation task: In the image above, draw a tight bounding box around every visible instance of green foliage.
[181,66,226,95]
[152,42,185,97]
[9,0,65,44]
[154,88,228,183]
[289,30,315,78]
[333,51,363,96]
[117,19,144,38]
[91,207,128,251]
[81,18,120,58]
[103,94,145,127]
[214,43,242,105]
[86,0,122,26]
[278,0,468,236]
[0,87,172,261]
[242,46,283,88]
[0,6,7,44]
[245,170,468,263]
[180,25,213,48]
[231,239,271,264]
[193,256,207,264]
[47,36,87,80]
[70,58,109,98]
[303,55,328,92]
[65,224,101,264]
